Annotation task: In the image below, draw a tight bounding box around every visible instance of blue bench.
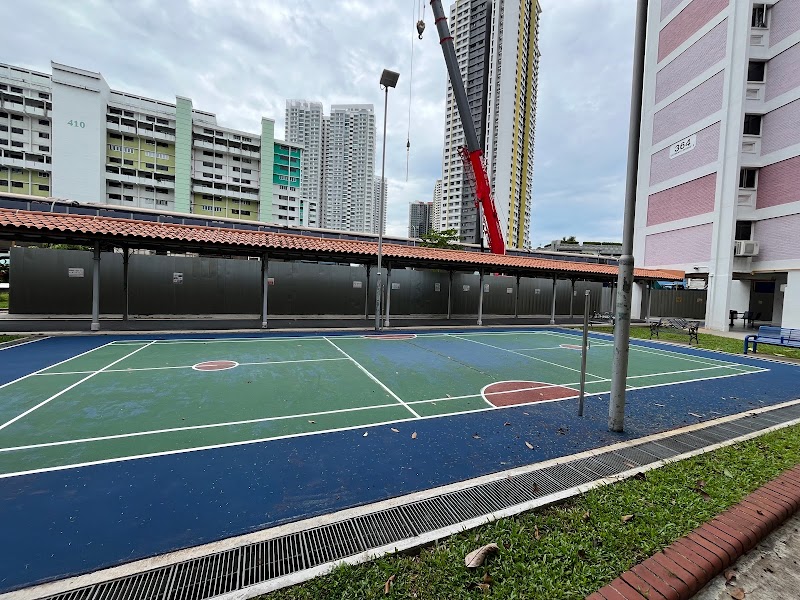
[744,326,800,354]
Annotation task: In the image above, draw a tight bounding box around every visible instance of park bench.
[743,326,800,355]
[648,317,700,344]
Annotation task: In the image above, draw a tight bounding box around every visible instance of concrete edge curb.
[586,464,800,600]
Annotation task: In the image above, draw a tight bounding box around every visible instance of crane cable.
[407,0,426,181]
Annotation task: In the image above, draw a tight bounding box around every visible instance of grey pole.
[646,281,653,322]
[477,270,484,326]
[569,279,576,320]
[610,0,649,433]
[579,290,591,417]
[514,274,521,319]
[447,270,453,320]
[384,266,392,328]
[122,248,130,322]
[364,265,370,320]
[549,276,557,325]
[261,254,269,329]
[91,241,101,332]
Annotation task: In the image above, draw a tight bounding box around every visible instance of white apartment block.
[432,178,443,230]
[633,0,800,330]
[439,0,541,249]
[373,175,388,234]
[323,104,377,234]
[284,100,323,220]
[0,61,314,228]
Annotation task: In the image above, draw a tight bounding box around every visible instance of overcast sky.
[4,0,636,247]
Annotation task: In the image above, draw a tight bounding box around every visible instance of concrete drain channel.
[20,400,800,600]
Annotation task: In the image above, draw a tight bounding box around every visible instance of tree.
[560,235,578,244]
[419,228,461,249]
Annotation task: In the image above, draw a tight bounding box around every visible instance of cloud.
[5,0,635,246]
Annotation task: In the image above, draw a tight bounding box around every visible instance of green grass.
[260,425,800,599]
[0,335,21,343]
[0,291,8,310]
[594,325,800,361]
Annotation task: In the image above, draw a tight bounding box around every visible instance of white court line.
[0,340,123,392]
[35,357,350,377]
[0,341,156,433]
[110,333,455,345]
[0,336,51,351]
[448,333,608,381]
[323,337,421,419]
[543,329,762,372]
[0,363,773,480]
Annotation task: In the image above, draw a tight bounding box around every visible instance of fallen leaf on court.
[504,422,511,426]
[724,569,737,582]
[523,412,529,416]
[473,433,481,439]
[308,420,316,424]
[384,574,395,595]
[621,514,635,523]
[446,394,452,398]
[582,510,590,521]
[391,428,399,433]
[464,543,499,568]
[689,412,702,418]
[363,432,368,437]
[654,403,664,407]
[411,432,417,439]
[728,588,746,600]
[525,441,534,450]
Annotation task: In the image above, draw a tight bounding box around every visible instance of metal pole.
[91,241,100,332]
[569,279,575,320]
[122,248,130,322]
[477,270,484,326]
[549,276,557,325]
[384,266,392,328]
[375,86,389,331]
[579,290,590,417]
[364,265,370,320]
[646,281,652,322]
[514,274,521,319]
[610,0,649,433]
[261,254,269,329]
[447,270,453,319]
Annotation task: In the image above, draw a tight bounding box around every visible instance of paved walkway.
[588,465,800,600]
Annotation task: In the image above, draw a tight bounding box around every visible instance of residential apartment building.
[408,201,434,238]
[373,175,388,234]
[432,178,443,229]
[284,100,323,222]
[439,0,541,249]
[633,0,800,330]
[0,61,316,228]
[323,104,377,233]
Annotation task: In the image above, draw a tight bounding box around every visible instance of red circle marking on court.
[192,360,239,371]
[361,334,417,340]
[482,380,578,407]
[560,344,583,350]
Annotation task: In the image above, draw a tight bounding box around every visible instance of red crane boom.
[428,0,506,255]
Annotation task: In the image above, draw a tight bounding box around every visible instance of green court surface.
[0,330,765,477]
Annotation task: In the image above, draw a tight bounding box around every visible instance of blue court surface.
[0,327,798,592]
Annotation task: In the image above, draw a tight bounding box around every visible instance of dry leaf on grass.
[482,572,493,584]
[525,441,534,450]
[534,525,540,540]
[621,514,635,523]
[477,583,490,593]
[728,588,746,600]
[411,432,417,439]
[465,543,499,568]
[384,574,395,595]
[582,511,590,521]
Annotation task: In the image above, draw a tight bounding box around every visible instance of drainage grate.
[40,404,800,600]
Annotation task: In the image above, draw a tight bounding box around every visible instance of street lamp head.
[380,69,400,89]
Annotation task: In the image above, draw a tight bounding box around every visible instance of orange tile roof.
[0,208,684,281]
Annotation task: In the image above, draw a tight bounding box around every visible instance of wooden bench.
[649,317,700,344]
[744,326,800,355]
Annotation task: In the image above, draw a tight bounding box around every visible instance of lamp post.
[375,68,400,332]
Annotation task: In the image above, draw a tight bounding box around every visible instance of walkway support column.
[261,254,269,329]
[384,266,392,328]
[477,270,485,326]
[550,275,557,325]
[447,270,453,320]
[122,248,130,323]
[569,279,576,320]
[91,241,101,332]
[364,265,371,320]
[646,281,653,322]
[514,274,521,319]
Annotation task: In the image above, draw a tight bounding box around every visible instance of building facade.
[284,100,323,222]
[432,178,443,229]
[323,104,377,233]
[408,201,434,238]
[0,62,314,228]
[373,175,388,234]
[439,0,541,249]
[633,0,800,330]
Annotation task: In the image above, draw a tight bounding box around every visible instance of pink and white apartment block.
[633,0,800,330]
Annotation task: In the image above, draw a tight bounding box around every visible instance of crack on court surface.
[481,380,579,407]
[191,360,240,371]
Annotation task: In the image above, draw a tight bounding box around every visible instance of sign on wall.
[68,268,84,278]
[669,134,697,159]
[173,272,184,284]
[463,285,470,292]
[353,280,363,289]
[391,282,400,290]
[434,282,441,292]
[506,287,513,294]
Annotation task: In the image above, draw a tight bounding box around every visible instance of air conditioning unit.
[734,240,760,257]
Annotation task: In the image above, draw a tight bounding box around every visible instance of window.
[124,159,134,166]
[11,141,22,147]
[145,163,155,169]
[752,4,767,28]
[739,168,758,189]
[11,127,23,134]
[38,184,49,192]
[110,133,122,140]
[39,132,50,139]
[38,119,49,126]
[202,161,213,167]
[203,151,213,156]
[38,171,49,178]
[11,114,22,121]
[201,204,213,211]
[156,165,168,171]
[743,114,762,135]
[735,221,753,241]
[748,61,766,82]
[39,145,49,152]
[11,181,23,188]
